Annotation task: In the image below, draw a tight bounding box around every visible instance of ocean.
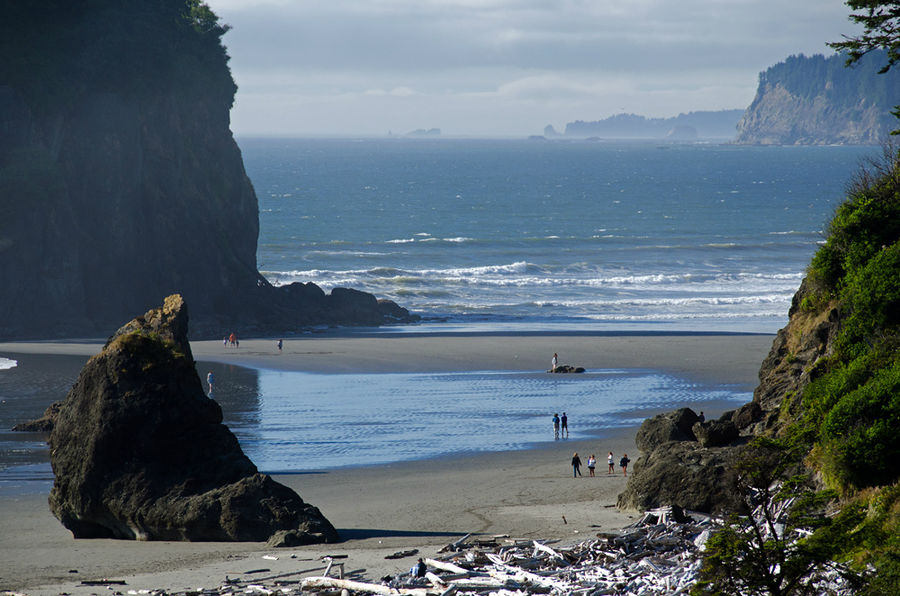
[244,138,876,333]
[0,139,878,489]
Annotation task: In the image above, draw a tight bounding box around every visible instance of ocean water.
[0,355,750,488]
[241,138,877,333]
[0,139,879,489]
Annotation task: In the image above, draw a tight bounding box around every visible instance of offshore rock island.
[0,2,414,340]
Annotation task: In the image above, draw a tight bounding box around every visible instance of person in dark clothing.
[412,558,427,578]
[620,454,631,477]
[571,452,583,477]
[561,412,569,438]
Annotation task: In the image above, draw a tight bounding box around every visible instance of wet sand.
[0,332,774,594]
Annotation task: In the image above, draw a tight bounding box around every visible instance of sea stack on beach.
[48,294,338,545]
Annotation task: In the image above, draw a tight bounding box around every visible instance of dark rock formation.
[48,295,338,543]
[634,408,699,453]
[0,4,415,340]
[692,418,739,448]
[617,441,740,514]
[618,278,841,514]
[11,401,60,432]
[549,365,586,373]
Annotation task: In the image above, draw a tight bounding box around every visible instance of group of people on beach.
[223,332,239,348]
[570,451,630,478]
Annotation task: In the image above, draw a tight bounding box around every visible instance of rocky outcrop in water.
[0,3,414,340]
[48,294,338,543]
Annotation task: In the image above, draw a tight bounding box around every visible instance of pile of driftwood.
[88,501,857,595]
[148,506,712,595]
[357,506,710,596]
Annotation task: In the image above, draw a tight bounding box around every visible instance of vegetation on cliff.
[695,6,900,589]
[758,51,900,115]
[694,148,900,594]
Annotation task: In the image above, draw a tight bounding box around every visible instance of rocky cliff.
[617,279,840,514]
[735,51,900,145]
[0,2,413,339]
[735,82,890,145]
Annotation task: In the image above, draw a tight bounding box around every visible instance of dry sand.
[0,332,774,595]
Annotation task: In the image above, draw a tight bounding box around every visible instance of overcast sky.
[204,0,861,137]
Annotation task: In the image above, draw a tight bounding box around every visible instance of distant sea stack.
[0,2,414,339]
[735,51,900,145]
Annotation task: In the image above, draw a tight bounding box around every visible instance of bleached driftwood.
[424,558,470,575]
[300,576,431,595]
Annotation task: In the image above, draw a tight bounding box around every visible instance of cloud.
[206,0,863,135]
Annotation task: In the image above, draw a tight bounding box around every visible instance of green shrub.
[819,360,900,488]
[840,242,900,347]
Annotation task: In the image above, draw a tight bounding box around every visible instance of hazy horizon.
[206,0,860,138]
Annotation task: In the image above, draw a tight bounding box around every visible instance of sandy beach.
[0,332,774,595]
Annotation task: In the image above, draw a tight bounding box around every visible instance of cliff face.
[0,2,412,339]
[735,51,900,145]
[735,81,890,145]
[0,84,261,337]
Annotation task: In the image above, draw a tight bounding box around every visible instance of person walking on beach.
[620,453,631,477]
[276,339,283,352]
[229,332,236,347]
[607,451,615,474]
[552,413,560,439]
[561,412,569,438]
[206,371,215,396]
[551,352,558,372]
[587,454,596,476]
[572,452,583,477]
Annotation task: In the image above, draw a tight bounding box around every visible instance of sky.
[204,0,862,138]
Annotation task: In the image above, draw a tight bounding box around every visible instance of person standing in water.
[552,413,560,439]
[551,352,558,372]
[561,412,569,438]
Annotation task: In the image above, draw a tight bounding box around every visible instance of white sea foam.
[0,357,17,371]
[245,139,872,333]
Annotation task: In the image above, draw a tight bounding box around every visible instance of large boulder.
[692,419,739,448]
[635,408,699,453]
[616,441,741,514]
[48,295,338,543]
[620,407,745,514]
